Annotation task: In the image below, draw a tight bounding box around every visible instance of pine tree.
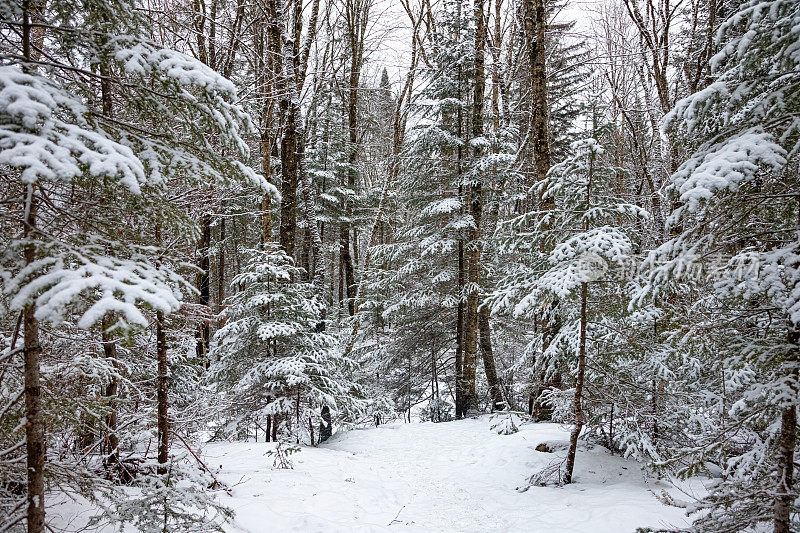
[209,246,364,444]
[636,1,800,529]
[0,0,272,529]
[495,97,646,484]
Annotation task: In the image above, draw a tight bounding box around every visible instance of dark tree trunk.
[217,216,225,309]
[339,0,368,316]
[257,16,277,247]
[524,0,550,191]
[156,311,169,475]
[340,224,356,316]
[455,237,465,419]
[279,104,299,259]
[97,26,120,477]
[524,0,560,421]
[101,315,120,472]
[196,214,211,368]
[479,305,503,411]
[462,0,487,415]
[22,186,45,533]
[319,405,332,442]
[774,328,799,533]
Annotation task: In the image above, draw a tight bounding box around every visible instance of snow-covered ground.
[204,416,691,532]
[49,416,696,532]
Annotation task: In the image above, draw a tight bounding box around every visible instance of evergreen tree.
[637,1,800,529]
[209,246,364,444]
[0,0,272,529]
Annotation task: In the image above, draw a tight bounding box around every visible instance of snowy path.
[205,417,692,532]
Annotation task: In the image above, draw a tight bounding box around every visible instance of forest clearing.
[50,417,695,532]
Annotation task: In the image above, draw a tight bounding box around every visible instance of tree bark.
[456,237,465,419]
[258,17,277,246]
[340,0,368,316]
[156,311,169,475]
[524,0,560,420]
[279,105,299,259]
[101,315,120,473]
[217,217,226,309]
[462,0,486,415]
[340,224,356,315]
[479,305,503,411]
[564,281,587,484]
[196,214,211,368]
[22,185,45,533]
[97,18,120,477]
[524,0,550,192]
[774,328,799,533]
[319,405,332,442]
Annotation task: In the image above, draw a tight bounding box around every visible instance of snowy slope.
[197,416,692,532]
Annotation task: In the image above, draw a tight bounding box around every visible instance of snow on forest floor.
[206,416,693,532]
[50,416,698,532]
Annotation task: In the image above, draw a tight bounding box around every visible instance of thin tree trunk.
[774,328,799,533]
[564,281,587,484]
[479,306,503,411]
[279,105,299,259]
[156,310,169,475]
[21,5,46,529]
[101,315,120,472]
[456,237,465,419]
[341,2,419,358]
[453,0,466,421]
[218,217,225,309]
[23,185,45,533]
[340,224,355,315]
[478,11,505,413]
[97,19,120,477]
[258,18,276,246]
[196,214,211,368]
[341,0,367,316]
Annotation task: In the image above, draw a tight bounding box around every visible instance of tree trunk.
[22,185,45,533]
[319,405,332,442]
[97,21,120,477]
[340,224,356,315]
[279,104,299,259]
[564,281,587,484]
[341,0,367,317]
[479,305,503,411]
[196,214,211,368]
[156,310,169,475]
[524,0,559,420]
[456,237,465,419]
[477,6,505,414]
[462,0,487,415]
[524,0,550,192]
[101,315,120,473]
[217,217,226,309]
[774,328,799,533]
[258,17,276,246]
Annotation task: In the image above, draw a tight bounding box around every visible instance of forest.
[0,0,798,531]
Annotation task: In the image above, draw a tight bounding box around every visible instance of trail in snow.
[204,416,694,532]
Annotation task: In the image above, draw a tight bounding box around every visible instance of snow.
[49,416,695,532]
[5,248,184,329]
[669,129,786,214]
[114,42,238,97]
